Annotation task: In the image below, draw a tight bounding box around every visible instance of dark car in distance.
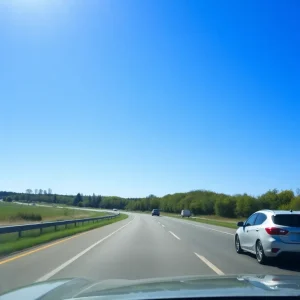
[152,209,160,216]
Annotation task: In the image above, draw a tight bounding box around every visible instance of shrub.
[16,212,42,221]
[4,196,12,202]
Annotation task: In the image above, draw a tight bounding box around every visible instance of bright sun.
[10,0,64,13]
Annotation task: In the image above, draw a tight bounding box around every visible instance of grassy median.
[0,214,128,257]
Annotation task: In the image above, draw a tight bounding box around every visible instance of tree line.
[1,188,300,219]
[125,189,300,218]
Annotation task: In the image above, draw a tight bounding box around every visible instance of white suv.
[235,210,300,264]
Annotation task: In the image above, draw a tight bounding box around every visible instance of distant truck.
[181,209,191,218]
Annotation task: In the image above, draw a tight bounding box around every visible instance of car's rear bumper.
[264,240,300,257]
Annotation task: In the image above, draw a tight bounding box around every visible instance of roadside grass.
[161,212,238,229]
[0,214,128,257]
[187,218,237,229]
[0,202,107,224]
[193,214,240,223]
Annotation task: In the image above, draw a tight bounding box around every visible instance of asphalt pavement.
[0,213,300,294]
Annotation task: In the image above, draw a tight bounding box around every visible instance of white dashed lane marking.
[169,231,180,240]
[194,252,224,275]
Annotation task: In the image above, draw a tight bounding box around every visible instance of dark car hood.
[1,275,300,300]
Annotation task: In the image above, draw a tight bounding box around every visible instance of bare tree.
[26,189,32,194]
[39,189,43,194]
[48,188,52,195]
[296,188,300,196]
[44,190,47,195]
[35,189,38,194]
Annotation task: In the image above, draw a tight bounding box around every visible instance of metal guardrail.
[0,213,120,237]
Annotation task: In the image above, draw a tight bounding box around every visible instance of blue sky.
[1,0,299,197]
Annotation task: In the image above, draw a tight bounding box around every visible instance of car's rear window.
[272,214,300,227]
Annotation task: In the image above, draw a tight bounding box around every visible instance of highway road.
[0,213,300,294]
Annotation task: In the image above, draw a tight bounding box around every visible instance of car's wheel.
[256,240,267,264]
[235,235,243,254]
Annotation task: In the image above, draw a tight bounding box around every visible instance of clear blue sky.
[1,0,299,198]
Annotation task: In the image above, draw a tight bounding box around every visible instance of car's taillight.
[265,227,289,235]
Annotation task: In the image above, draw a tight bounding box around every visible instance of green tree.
[277,190,294,207]
[95,195,102,208]
[73,193,82,206]
[290,196,300,210]
[235,194,259,217]
[4,196,12,202]
[190,201,203,214]
[92,193,97,207]
[214,197,236,218]
[258,189,278,209]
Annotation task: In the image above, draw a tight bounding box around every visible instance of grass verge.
[0,214,128,257]
[0,202,108,224]
[161,213,237,229]
[188,218,237,229]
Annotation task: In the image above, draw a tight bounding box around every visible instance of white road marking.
[36,217,135,282]
[194,252,224,275]
[158,222,161,224]
[169,231,181,240]
[162,224,165,228]
[191,223,234,235]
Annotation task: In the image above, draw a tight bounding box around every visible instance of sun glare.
[4,0,71,31]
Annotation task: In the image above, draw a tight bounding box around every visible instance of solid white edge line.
[162,224,165,228]
[194,252,224,275]
[169,231,181,240]
[193,224,234,236]
[166,217,234,236]
[36,217,135,282]
[158,222,161,224]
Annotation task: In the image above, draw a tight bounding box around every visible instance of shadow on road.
[274,256,300,272]
[242,252,300,273]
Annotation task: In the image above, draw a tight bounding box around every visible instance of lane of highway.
[0,214,134,293]
[48,214,215,282]
[0,212,299,295]
[160,216,300,275]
